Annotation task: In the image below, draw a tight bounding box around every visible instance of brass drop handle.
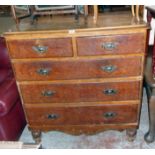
[101,65,117,73]
[47,113,59,120]
[42,90,56,97]
[104,112,117,119]
[32,45,48,54]
[103,89,117,95]
[37,68,50,75]
[101,42,117,50]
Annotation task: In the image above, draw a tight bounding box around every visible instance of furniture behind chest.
[144,6,155,143]
[4,11,148,143]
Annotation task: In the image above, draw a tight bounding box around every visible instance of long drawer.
[25,104,138,126]
[19,81,140,103]
[8,38,73,58]
[13,57,142,81]
[76,33,145,56]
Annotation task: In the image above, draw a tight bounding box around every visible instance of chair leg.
[131,5,140,21]
[84,5,88,17]
[131,5,135,17]
[136,5,140,21]
[11,5,19,24]
[93,5,98,23]
[75,5,79,20]
[144,88,155,143]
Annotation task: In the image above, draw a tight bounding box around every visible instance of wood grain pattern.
[8,38,73,58]
[12,56,142,81]
[25,104,138,125]
[77,33,145,56]
[19,81,140,103]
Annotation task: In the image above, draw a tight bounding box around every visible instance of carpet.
[19,88,155,149]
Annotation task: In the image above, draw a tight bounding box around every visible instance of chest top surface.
[4,11,148,37]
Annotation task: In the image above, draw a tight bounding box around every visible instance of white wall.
[144,6,155,45]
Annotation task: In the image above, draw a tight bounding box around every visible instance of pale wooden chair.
[93,5,143,24]
[11,5,31,24]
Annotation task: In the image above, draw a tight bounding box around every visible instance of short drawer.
[76,33,145,56]
[13,57,142,81]
[20,81,140,103]
[25,104,138,125]
[8,38,73,58]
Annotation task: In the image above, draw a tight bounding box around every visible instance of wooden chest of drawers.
[4,12,148,143]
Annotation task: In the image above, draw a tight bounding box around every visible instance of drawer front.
[25,104,138,125]
[20,81,140,103]
[8,38,73,58]
[77,33,145,56]
[13,57,142,81]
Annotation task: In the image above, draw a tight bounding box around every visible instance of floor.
[19,89,155,149]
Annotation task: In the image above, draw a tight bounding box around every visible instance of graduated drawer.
[7,38,73,58]
[25,104,138,125]
[20,81,140,103]
[76,33,145,56]
[13,57,142,81]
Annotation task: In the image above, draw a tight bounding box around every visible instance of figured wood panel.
[77,33,145,56]
[25,104,138,125]
[12,56,142,81]
[19,81,140,103]
[8,38,73,58]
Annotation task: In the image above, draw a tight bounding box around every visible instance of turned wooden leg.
[144,88,155,143]
[31,130,42,144]
[126,128,137,142]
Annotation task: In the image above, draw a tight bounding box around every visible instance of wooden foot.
[126,128,137,142]
[31,130,42,144]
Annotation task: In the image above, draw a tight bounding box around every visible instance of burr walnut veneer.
[4,12,148,143]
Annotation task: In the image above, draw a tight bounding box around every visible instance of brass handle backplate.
[103,89,117,95]
[103,112,117,119]
[101,65,117,73]
[37,68,50,75]
[32,45,48,54]
[101,42,118,50]
[42,90,56,97]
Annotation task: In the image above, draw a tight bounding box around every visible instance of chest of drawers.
[4,13,148,143]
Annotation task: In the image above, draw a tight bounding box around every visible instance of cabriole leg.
[144,88,155,143]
